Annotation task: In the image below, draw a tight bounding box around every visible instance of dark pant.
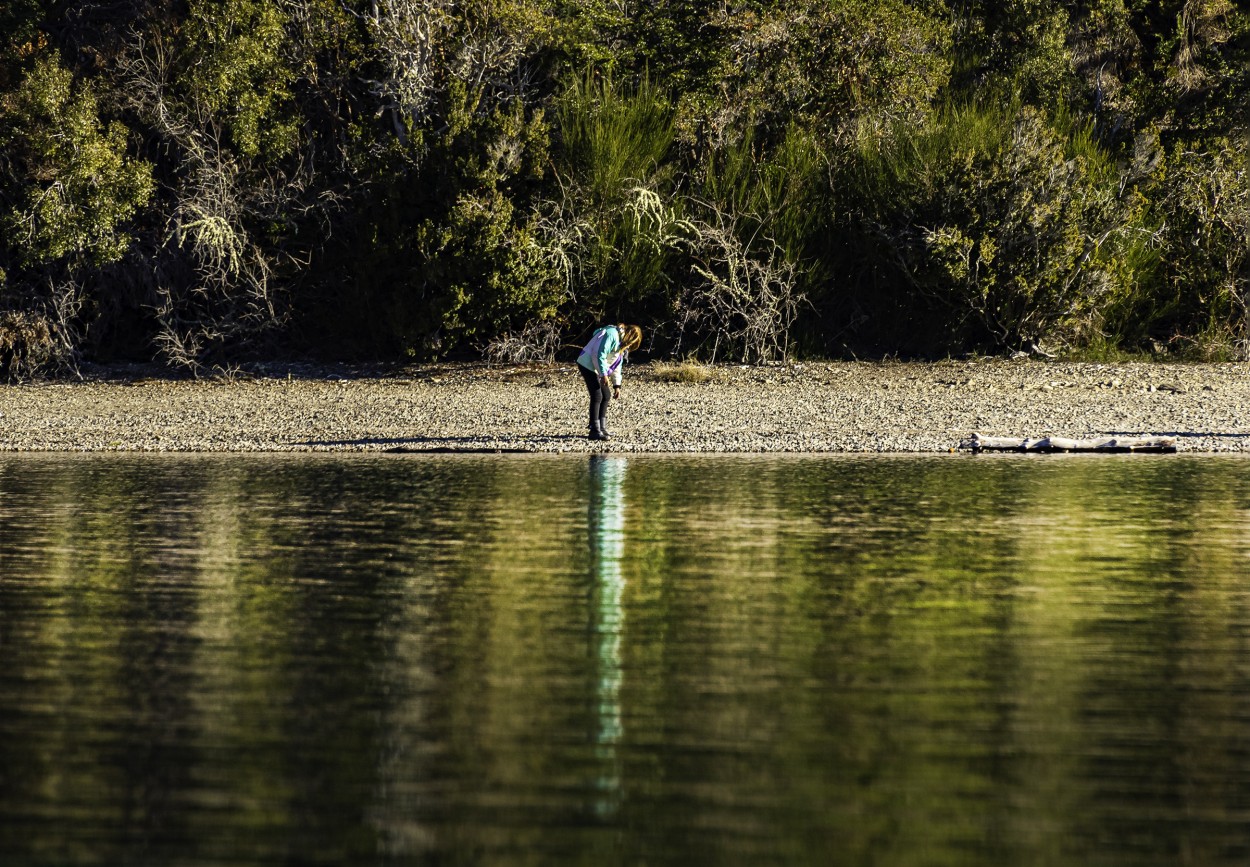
[578,363,611,430]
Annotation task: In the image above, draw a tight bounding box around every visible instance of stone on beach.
[0,359,1244,453]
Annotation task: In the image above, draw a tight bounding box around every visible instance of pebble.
[0,359,1243,453]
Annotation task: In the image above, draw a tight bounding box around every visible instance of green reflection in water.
[0,454,1249,866]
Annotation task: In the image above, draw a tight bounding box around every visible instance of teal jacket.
[578,325,624,385]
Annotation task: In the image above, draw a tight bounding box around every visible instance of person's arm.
[596,328,620,379]
[606,353,624,397]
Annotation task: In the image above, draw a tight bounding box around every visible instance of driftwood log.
[959,433,1178,453]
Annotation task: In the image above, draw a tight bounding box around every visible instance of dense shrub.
[0,51,152,267]
[0,0,1245,370]
[837,102,1136,354]
[1152,142,1250,356]
[0,309,60,380]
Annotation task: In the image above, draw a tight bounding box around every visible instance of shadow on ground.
[293,434,585,453]
[1109,430,1250,439]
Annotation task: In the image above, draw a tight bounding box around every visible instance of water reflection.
[1,454,1250,865]
[588,455,627,815]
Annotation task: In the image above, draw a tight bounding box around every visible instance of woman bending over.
[577,324,643,441]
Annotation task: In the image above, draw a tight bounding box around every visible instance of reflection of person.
[577,324,643,441]
[588,454,627,815]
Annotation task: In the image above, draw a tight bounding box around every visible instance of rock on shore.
[0,359,1245,453]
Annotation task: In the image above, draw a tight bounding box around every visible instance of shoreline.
[0,359,1246,454]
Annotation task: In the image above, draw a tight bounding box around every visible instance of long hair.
[617,324,643,353]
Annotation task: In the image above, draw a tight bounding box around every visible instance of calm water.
[1,453,1249,866]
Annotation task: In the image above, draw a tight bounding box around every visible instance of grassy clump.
[649,360,715,383]
[0,310,61,380]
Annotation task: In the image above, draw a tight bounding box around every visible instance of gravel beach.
[0,359,1246,453]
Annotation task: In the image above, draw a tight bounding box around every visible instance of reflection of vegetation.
[2,455,1250,864]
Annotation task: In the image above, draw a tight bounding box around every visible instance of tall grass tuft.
[557,71,676,208]
[701,123,825,262]
[554,71,680,313]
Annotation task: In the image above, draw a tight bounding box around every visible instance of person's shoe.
[589,424,607,440]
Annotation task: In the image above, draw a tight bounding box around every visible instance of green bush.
[838,100,1139,354]
[0,51,153,267]
[0,1,1246,367]
[1153,141,1250,356]
[181,0,298,162]
[694,0,952,145]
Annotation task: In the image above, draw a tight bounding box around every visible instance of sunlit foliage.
[0,0,1246,373]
